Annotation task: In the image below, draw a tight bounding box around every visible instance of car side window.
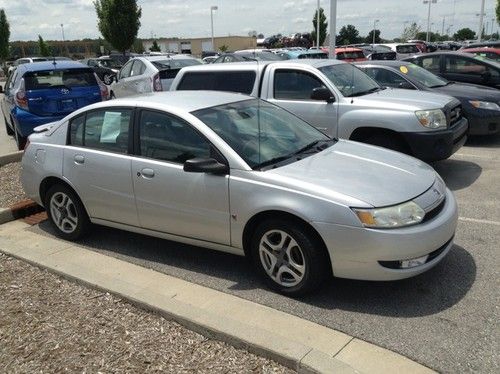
[274,69,325,100]
[367,67,407,87]
[420,56,440,73]
[445,56,488,75]
[119,61,134,79]
[138,110,211,164]
[130,60,146,76]
[69,109,131,154]
[176,71,256,94]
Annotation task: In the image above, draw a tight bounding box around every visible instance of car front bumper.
[312,188,458,281]
[401,117,468,161]
[467,112,500,135]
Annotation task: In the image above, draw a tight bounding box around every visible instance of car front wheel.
[45,185,90,241]
[251,219,330,296]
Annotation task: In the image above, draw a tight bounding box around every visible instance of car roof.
[136,54,198,62]
[355,60,412,67]
[94,91,252,113]
[462,47,500,53]
[406,51,500,66]
[335,47,363,52]
[284,50,327,57]
[17,60,88,72]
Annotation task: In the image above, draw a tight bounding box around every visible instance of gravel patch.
[0,162,27,208]
[0,253,294,373]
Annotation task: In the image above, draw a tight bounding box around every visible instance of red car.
[321,47,367,62]
[461,47,500,62]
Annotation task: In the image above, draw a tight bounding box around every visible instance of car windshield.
[400,63,448,88]
[152,59,201,70]
[318,63,381,97]
[396,45,419,54]
[192,99,331,169]
[23,68,97,90]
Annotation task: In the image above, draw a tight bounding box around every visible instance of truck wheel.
[364,134,408,154]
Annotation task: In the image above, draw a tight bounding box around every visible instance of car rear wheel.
[45,185,90,241]
[250,219,329,296]
[3,115,14,136]
[103,73,114,85]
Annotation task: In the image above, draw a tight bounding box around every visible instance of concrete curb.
[0,150,23,167]
[0,199,44,225]
[0,220,435,374]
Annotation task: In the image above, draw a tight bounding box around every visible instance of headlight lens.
[415,109,446,129]
[353,201,425,228]
[469,100,500,111]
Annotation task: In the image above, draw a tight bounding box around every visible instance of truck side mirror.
[311,87,335,103]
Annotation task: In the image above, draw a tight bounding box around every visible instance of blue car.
[277,50,328,60]
[1,61,107,149]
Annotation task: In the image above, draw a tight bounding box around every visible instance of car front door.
[63,107,139,226]
[127,60,149,95]
[131,109,230,245]
[443,55,500,87]
[265,68,338,137]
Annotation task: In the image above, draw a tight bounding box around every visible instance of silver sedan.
[21,91,457,296]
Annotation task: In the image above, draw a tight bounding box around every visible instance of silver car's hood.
[264,140,436,207]
[353,87,458,111]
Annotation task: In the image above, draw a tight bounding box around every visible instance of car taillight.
[15,78,29,110]
[94,73,108,101]
[152,73,163,92]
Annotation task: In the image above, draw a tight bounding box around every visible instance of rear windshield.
[152,59,201,70]
[396,45,419,54]
[177,71,256,94]
[24,68,97,90]
[337,51,365,60]
[298,53,328,59]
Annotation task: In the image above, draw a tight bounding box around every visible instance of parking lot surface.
[1,112,498,373]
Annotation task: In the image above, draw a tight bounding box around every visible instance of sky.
[0,0,498,42]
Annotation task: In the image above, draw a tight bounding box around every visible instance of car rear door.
[24,68,101,116]
[131,109,230,245]
[113,60,134,97]
[63,107,139,226]
[442,55,500,87]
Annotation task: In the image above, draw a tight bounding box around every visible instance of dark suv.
[1,61,107,149]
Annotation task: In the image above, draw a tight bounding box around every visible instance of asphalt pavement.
[1,111,498,373]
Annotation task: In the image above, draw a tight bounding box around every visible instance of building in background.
[142,36,257,56]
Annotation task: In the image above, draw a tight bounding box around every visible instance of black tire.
[250,219,330,296]
[364,134,409,154]
[103,73,113,85]
[14,127,26,150]
[109,91,116,99]
[4,115,14,136]
[45,184,91,241]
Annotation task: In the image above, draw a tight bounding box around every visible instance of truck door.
[264,68,338,137]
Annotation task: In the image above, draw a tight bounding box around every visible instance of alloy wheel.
[50,192,79,234]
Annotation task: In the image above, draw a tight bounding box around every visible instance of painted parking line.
[454,153,499,160]
[459,217,500,226]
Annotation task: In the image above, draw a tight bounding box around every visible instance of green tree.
[149,40,160,52]
[453,27,476,41]
[496,0,500,25]
[37,35,51,56]
[401,22,420,41]
[0,9,10,62]
[416,31,440,42]
[337,24,361,45]
[94,0,142,54]
[311,7,328,46]
[365,30,381,44]
[219,44,229,53]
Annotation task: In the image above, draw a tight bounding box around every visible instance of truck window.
[176,71,256,94]
[274,70,324,100]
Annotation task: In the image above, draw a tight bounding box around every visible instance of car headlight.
[352,201,425,228]
[415,109,446,129]
[469,100,500,111]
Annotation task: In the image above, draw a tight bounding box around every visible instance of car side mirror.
[184,158,229,175]
[311,87,335,103]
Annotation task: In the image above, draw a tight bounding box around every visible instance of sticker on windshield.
[400,66,409,74]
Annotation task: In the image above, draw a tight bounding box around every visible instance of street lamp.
[210,5,218,51]
[60,23,65,42]
[477,0,485,42]
[372,19,379,47]
[423,0,437,43]
[329,0,337,59]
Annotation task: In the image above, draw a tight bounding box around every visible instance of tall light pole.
[329,0,337,58]
[372,19,379,47]
[423,0,437,43]
[210,5,218,51]
[60,23,65,42]
[316,0,320,48]
[477,0,485,42]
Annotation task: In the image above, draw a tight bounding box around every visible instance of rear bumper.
[401,117,468,161]
[12,108,64,137]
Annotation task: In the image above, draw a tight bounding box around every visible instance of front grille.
[448,104,462,128]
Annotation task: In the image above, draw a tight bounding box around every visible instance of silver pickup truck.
[170,59,468,161]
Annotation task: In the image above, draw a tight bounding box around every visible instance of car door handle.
[139,168,155,178]
[74,155,85,164]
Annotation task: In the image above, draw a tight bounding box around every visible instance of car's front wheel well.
[242,210,332,274]
[349,127,410,154]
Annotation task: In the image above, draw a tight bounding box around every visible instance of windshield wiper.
[292,139,334,155]
[347,87,381,97]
